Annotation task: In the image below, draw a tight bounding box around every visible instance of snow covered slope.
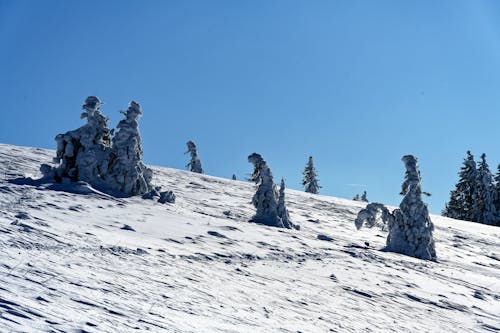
[0,143,498,333]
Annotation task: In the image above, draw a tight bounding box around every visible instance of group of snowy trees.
[353,191,368,202]
[355,155,436,261]
[41,96,159,198]
[244,154,321,230]
[187,147,323,196]
[443,151,500,226]
[39,97,438,261]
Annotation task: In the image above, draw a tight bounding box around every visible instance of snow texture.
[386,155,437,261]
[186,141,203,174]
[0,144,499,333]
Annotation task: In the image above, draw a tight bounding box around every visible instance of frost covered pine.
[41,96,112,185]
[493,165,500,226]
[248,153,285,228]
[386,155,436,261]
[186,141,203,174]
[302,156,321,194]
[443,151,478,221]
[472,153,497,225]
[277,178,296,229]
[105,101,153,196]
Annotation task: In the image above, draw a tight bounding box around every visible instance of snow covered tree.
[386,155,436,261]
[361,191,368,202]
[493,165,500,227]
[248,153,285,228]
[472,153,497,225]
[355,202,393,231]
[277,178,296,229]
[302,156,321,194]
[186,141,203,174]
[442,151,477,221]
[105,101,153,196]
[41,96,112,185]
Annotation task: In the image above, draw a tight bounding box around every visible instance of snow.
[0,143,499,332]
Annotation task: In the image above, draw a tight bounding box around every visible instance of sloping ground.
[0,143,498,333]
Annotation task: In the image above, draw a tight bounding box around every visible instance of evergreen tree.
[472,153,497,225]
[106,101,153,196]
[248,153,284,228]
[361,191,368,202]
[302,156,321,194]
[386,155,436,261]
[442,151,477,221]
[277,178,295,229]
[353,194,360,201]
[186,141,203,174]
[493,164,500,226]
[41,96,112,185]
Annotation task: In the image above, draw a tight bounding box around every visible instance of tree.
[277,178,296,229]
[493,165,500,226]
[232,174,237,180]
[105,101,153,196]
[248,153,285,228]
[355,202,392,231]
[302,156,321,194]
[41,96,112,185]
[386,155,436,261]
[442,151,477,221]
[472,153,497,225]
[186,141,203,174]
[353,194,360,201]
[361,191,368,202]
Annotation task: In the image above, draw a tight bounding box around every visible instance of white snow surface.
[0,143,498,333]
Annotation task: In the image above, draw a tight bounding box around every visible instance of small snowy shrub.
[355,202,393,230]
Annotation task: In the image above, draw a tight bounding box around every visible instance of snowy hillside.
[0,143,498,333]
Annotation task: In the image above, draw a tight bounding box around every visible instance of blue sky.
[1,0,500,213]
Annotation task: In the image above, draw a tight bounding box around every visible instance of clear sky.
[2,0,500,213]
